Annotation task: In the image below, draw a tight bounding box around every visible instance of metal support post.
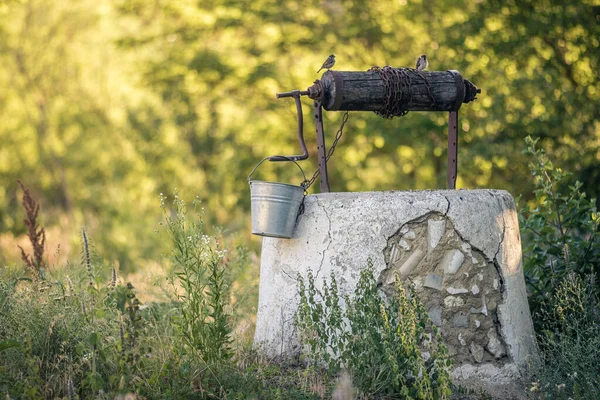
[314,101,330,192]
[447,111,458,189]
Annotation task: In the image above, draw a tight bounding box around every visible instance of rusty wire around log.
[368,66,435,118]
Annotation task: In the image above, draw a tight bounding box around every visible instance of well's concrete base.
[254,190,537,388]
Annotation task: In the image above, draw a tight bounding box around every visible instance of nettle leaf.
[88,332,100,346]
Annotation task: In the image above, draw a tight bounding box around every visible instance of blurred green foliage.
[0,0,598,268]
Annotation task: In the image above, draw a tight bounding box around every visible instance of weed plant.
[296,260,452,399]
[0,188,337,399]
[161,191,232,365]
[520,136,600,323]
[520,136,600,398]
[532,273,600,399]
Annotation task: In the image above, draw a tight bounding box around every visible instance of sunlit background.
[0,0,598,290]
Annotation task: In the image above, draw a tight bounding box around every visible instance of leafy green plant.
[520,136,600,323]
[1,186,344,399]
[296,260,452,399]
[520,136,600,398]
[161,191,232,365]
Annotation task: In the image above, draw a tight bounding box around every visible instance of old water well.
[251,66,537,389]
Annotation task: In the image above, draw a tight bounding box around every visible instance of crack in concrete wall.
[315,196,332,280]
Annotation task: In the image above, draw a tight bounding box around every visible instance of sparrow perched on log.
[317,54,336,73]
[416,54,428,71]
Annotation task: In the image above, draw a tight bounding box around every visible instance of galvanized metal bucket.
[248,157,306,239]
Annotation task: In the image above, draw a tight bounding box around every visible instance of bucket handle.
[248,156,308,188]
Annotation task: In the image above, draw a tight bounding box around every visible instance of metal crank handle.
[269,90,309,162]
[275,90,309,99]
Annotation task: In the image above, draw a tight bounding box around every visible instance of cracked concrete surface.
[254,190,537,387]
[314,196,332,280]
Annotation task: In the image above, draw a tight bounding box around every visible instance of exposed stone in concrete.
[399,249,424,276]
[470,342,484,363]
[461,242,472,256]
[441,249,465,274]
[389,244,400,265]
[447,286,468,295]
[399,239,410,250]
[486,328,507,359]
[451,311,469,328]
[254,190,537,393]
[470,304,489,317]
[412,276,424,291]
[427,219,446,253]
[428,307,442,326]
[444,296,465,308]
[452,363,521,388]
[424,274,443,290]
[385,273,396,285]
[404,230,416,240]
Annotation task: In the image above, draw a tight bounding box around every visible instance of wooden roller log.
[307,69,480,113]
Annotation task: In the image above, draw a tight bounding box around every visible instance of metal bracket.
[314,101,330,192]
[447,111,458,189]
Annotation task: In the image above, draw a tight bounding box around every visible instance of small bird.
[317,54,336,73]
[416,54,428,71]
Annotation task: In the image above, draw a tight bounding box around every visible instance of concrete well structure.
[254,189,537,389]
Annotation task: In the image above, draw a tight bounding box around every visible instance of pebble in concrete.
[404,230,416,239]
[461,243,472,259]
[441,249,465,274]
[451,311,469,328]
[427,219,446,253]
[399,239,410,250]
[389,244,400,265]
[399,249,425,276]
[470,342,484,363]
[471,284,480,295]
[424,274,443,291]
[444,296,465,308]
[458,333,467,346]
[447,286,469,295]
[486,328,506,359]
[385,273,396,285]
[412,276,424,290]
[428,307,442,326]
[470,304,489,317]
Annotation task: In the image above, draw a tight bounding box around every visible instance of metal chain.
[301,110,349,191]
[369,66,436,118]
[369,66,412,118]
[417,71,436,107]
